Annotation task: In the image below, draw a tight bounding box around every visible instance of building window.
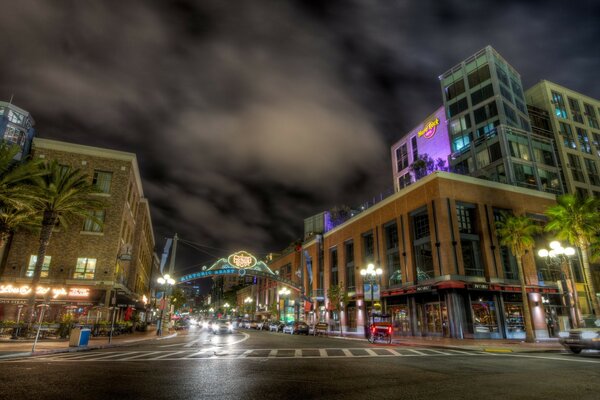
[558,122,576,149]
[584,103,599,129]
[467,64,491,88]
[576,128,592,154]
[509,140,531,161]
[82,210,105,232]
[362,231,374,264]
[470,84,494,106]
[449,115,471,136]
[74,258,96,279]
[532,142,555,166]
[456,204,475,234]
[330,248,338,286]
[448,97,469,117]
[7,110,25,125]
[493,209,518,280]
[568,97,584,124]
[537,169,560,193]
[503,102,518,124]
[384,222,401,287]
[473,101,498,125]
[513,163,537,188]
[411,136,418,162]
[93,171,112,194]
[452,133,472,153]
[551,91,568,119]
[26,255,51,278]
[584,158,600,186]
[499,84,513,104]
[496,65,509,86]
[3,126,25,147]
[456,203,483,277]
[568,153,585,183]
[398,173,412,190]
[592,133,600,157]
[412,209,433,280]
[445,79,466,101]
[344,241,355,291]
[510,79,524,101]
[396,144,409,171]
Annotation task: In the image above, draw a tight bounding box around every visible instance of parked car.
[256,320,269,330]
[559,326,600,353]
[211,319,234,334]
[249,320,259,329]
[240,319,250,329]
[283,321,309,335]
[269,321,285,332]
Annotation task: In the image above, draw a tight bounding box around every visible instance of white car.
[211,319,234,334]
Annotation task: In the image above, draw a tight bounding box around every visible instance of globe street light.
[156,274,175,336]
[278,287,291,322]
[538,241,582,328]
[360,263,382,334]
[244,296,253,318]
[224,303,230,317]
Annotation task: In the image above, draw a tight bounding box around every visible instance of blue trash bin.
[78,328,91,346]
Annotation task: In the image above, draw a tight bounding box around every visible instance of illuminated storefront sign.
[417,117,440,139]
[227,251,257,269]
[0,285,90,299]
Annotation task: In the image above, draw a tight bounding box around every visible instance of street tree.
[495,212,540,343]
[545,194,600,316]
[327,281,349,337]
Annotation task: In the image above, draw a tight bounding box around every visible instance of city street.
[1,326,599,400]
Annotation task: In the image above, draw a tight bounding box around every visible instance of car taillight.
[371,327,376,333]
[388,327,392,334]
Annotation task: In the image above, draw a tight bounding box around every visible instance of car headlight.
[581,331,599,339]
[558,331,570,338]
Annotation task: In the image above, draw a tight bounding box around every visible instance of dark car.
[269,321,285,332]
[559,327,600,353]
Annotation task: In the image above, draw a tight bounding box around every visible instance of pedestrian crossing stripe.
[8,347,489,362]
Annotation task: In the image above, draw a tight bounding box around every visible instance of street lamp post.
[278,287,291,322]
[224,303,230,318]
[360,263,382,337]
[156,274,175,336]
[244,296,253,318]
[538,241,582,329]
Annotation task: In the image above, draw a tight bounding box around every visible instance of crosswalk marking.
[8,347,488,363]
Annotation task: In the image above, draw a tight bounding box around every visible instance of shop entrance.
[469,293,501,339]
[422,302,447,337]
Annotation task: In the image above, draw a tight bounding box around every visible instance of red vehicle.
[368,313,392,344]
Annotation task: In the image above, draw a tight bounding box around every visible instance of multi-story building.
[440,46,562,195]
[526,80,600,198]
[302,172,570,340]
[0,100,35,160]
[0,138,156,323]
[391,106,451,192]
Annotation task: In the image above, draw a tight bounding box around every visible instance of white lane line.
[446,349,475,355]
[184,338,205,348]
[147,351,187,360]
[239,350,254,358]
[294,349,302,357]
[407,349,428,356]
[387,349,403,356]
[341,349,354,357]
[186,349,209,358]
[268,349,278,357]
[160,343,187,348]
[501,353,600,364]
[427,349,453,355]
[319,349,328,357]
[364,349,378,356]
[42,352,119,360]
[91,351,138,360]
[120,351,163,361]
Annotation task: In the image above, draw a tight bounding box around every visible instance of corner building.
[303,172,561,340]
[0,138,155,323]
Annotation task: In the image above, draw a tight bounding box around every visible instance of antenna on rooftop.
[9,94,14,104]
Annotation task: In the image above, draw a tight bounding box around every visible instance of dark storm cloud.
[0,0,598,270]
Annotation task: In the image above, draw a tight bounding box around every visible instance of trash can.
[69,327,91,347]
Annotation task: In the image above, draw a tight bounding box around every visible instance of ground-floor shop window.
[346,307,357,331]
[504,303,525,339]
[471,300,500,338]
[390,305,411,335]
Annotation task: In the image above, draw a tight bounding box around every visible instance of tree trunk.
[26,213,57,329]
[517,257,535,343]
[580,244,600,317]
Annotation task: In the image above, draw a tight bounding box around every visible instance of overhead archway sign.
[178,251,302,291]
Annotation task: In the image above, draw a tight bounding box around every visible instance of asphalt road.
[0,326,599,400]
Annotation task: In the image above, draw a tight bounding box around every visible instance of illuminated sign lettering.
[0,285,90,299]
[417,117,440,139]
[228,251,257,269]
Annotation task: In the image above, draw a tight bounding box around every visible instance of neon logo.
[417,118,440,139]
[228,251,257,269]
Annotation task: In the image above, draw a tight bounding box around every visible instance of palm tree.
[545,194,600,317]
[495,213,541,343]
[26,160,105,327]
[0,143,44,248]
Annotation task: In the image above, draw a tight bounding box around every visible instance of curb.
[0,332,178,361]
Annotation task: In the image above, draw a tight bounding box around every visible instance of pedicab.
[368,313,393,344]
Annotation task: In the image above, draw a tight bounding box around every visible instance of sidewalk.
[327,332,563,353]
[0,327,175,359]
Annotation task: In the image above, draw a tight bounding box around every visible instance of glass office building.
[0,101,35,160]
[440,46,562,195]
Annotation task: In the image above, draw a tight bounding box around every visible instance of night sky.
[0,0,598,275]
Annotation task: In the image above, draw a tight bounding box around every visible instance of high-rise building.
[526,80,600,198]
[0,100,35,159]
[440,46,562,194]
[0,138,156,324]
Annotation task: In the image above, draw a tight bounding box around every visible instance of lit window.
[26,255,51,278]
[74,258,96,279]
